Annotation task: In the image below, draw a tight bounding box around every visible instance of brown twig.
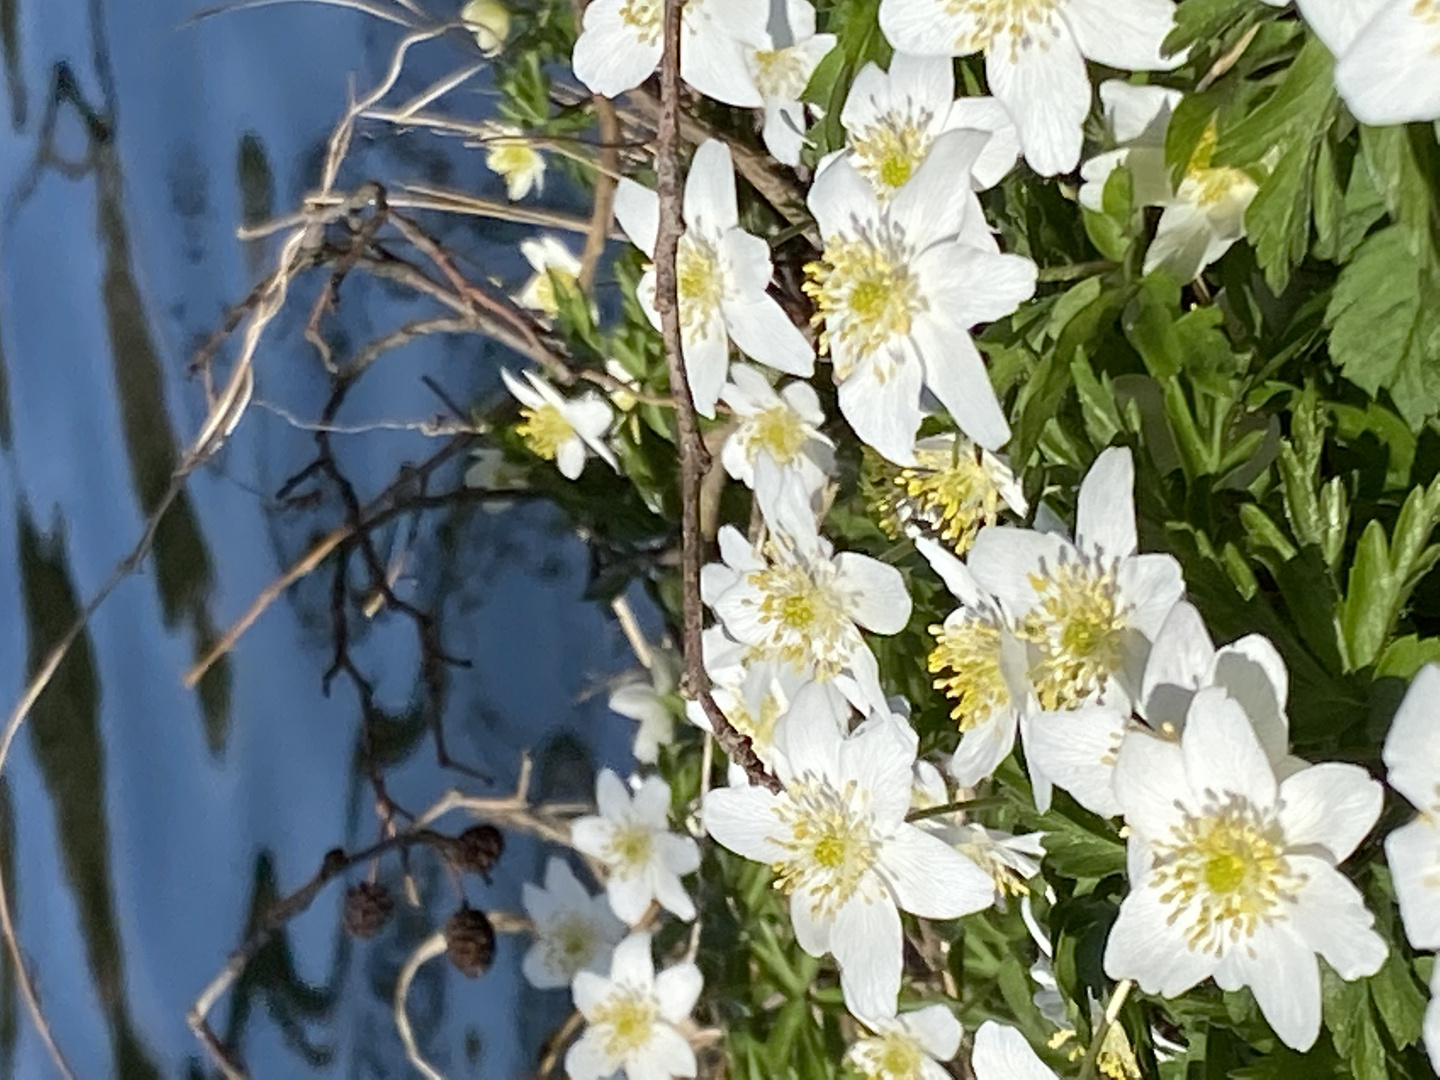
[652,0,778,793]
[579,96,620,293]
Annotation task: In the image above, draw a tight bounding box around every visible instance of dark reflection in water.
[17,510,163,1080]
[0,0,640,1076]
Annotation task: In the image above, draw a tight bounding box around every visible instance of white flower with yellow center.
[744,0,838,166]
[846,1004,963,1080]
[1283,0,1440,125]
[805,129,1036,464]
[566,931,702,1080]
[878,0,1182,176]
[615,139,814,419]
[702,524,912,715]
[1080,82,1257,282]
[571,770,701,925]
[967,447,1183,814]
[719,364,836,543]
[970,1022,1059,1080]
[1382,663,1440,1071]
[702,712,997,1021]
[827,52,1019,200]
[517,235,583,319]
[502,369,618,480]
[873,434,1026,554]
[573,0,768,104]
[482,122,545,200]
[522,856,626,990]
[1105,689,1386,1051]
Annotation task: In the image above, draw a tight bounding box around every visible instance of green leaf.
[1327,225,1440,428]
[1322,966,1390,1080]
[1367,946,1428,1050]
[1377,635,1440,679]
[1340,520,1395,670]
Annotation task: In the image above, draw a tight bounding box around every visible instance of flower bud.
[460,0,509,57]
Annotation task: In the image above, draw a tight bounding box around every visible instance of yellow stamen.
[517,403,574,461]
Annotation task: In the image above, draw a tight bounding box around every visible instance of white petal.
[879,0,977,57]
[1211,634,1289,757]
[967,528,1069,617]
[832,889,904,1024]
[986,27,1090,176]
[836,352,925,465]
[1103,881,1215,995]
[1244,924,1322,1050]
[571,816,613,860]
[945,96,1021,189]
[1143,201,1220,282]
[565,1029,617,1080]
[555,438,586,480]
[808,155,881,239]
[1384,664,1440,812]
[523,942,567,989]
[1141,601,1213,722]
[1061,0,1182,71]
[970,1022,1061,1080]
[655,962,704,1022]
[684,140,740,234]
[1099,79,1181,144]
[877,825,996,918]
[836,552,912,634]
[631,774,673,827]
[573,0,662,97]
[889,51,955,116]
[595,767,630,819]
[949,710,1019,787]
[701,786,786,863]
[899,1003,962,1060]
[1181,688,1277,808]
[1293,0,1388,56]
[682,17,763,106]
[610,930,656,986]
[914,537,985,606]
[790,890,833,956]
[629,1024,698,1080]
[683,317,731,419]
[1111,727,1191,837]
[1117,553,1185,639]
[917,246,1038,329]
[1385,818,1440,950]
[607,874,655,925]
[912,318,1011,452]
[723,295,815,376]
[501,367,544,409]
[1277,762,1380,863]
[1077,446,1137,558]
[889,129,990,245]
[1288,857,1388,980]
[614,178,660,255]
[659,832,701,876]
[1025,706,1127,817]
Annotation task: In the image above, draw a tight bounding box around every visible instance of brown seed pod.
[449,824,505,880]
[342,882,394,940]
[444,907,496,978]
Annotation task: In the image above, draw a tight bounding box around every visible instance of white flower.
[614,139,813,418]
[846,1004,963,1080]
[745,0,838,166]
[571,770,701,925]
[967,447,1184,814]
[828,53,1018,199]
[483,123,545,200]
[702,712,997,1021]
[805,129,1036,463]
[915,537,1032,789]
[1080,82,1257,282]
[702,524,911,715]
[517,235,584,318]
[875,434,1027,554]
[1382,663,1440,1071]
[970,1021,1058,1080]
[502,369,618,480]
[1289,0,1440,126]
[461,0,510,56]
[566,931,702,1080]
[522,856,627,989]
[719,364,835,542]
[609,649,682,765]
[878,0,1182,176]
[1104,688,1387,1051]
[573,0,767,105]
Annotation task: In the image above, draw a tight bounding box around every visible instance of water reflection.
[0,0,638,1076]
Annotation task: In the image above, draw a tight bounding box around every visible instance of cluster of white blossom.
[479,0,1440,1076]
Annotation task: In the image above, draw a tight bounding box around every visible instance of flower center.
[517,404,574,461]
[748,405,809,465]
[1019,556,1128,710]
[872,442,1006,552]
[929,615,1010,730]
[1183,125,1251,209]
[488,139,541,180]
[1412,0,1439,24]
[545,915,598,975]
[714,685,785,764]
[850,117,933,195]
[676,233,725,342]
[752,46,812,101]
[527,267,577,318]
[770,777,879,918]
[852,1032,927,1080]
[617,0,662,44]
[592,987,660,1058]
[943,0,1065,56]
[1149,792,1304,954]
[605,823,654,874]
[804,232,924,373]
[743,559,853,675]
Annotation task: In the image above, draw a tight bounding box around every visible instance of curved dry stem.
[395,931,449,1080]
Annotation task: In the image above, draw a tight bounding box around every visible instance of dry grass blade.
[183,0,421,30]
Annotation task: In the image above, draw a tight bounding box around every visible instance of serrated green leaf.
[1368,946,1428,1050]
[1341,520,1395,670]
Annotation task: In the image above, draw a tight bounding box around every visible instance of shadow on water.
[13,47,235,754]
[16,508,163,1080]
